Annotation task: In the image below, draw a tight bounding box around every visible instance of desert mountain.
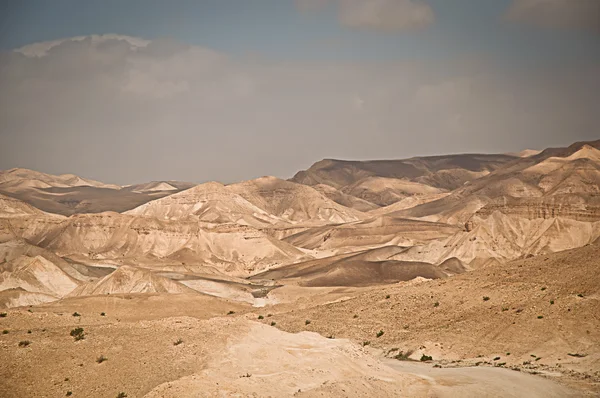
[0,168,196,216]
[396,141,600,224]
[312,184,380,212]
[291,153,518,191]
[0,253,79,297]
[226,176,366,224]
[125,181,284,227]
[341,176,446,207]
[2,212,310,276]
[70,265,195,296]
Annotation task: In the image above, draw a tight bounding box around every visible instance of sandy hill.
[270,243,600,388]
[396,141,600,224]
[340,176,446,207]
[227,176,366,224]
[0,253,80,297]
[125,181,284,228]
[0,288,57,309]
[0,193,48,218]
[312,184,380,212]
[70,266,195,295]
[0,168,196,216]
[283,216,460,253]
[387,211,600,267]
[252,246,464,287]
[0,168,120,190]
[291,153,517,191]
[3,212,310,276]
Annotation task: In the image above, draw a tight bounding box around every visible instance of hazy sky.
[0,0,599,184]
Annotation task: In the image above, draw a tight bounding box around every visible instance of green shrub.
[72,312,81,317]
[70,327,85,341]
[385,295,390,299]
[0,312,7,317]
[2,330,8,334]
[173,338,183,346]
[66,392,72,396]
[433,302,439,307]
[483,296,490,301]
[541,287,546,291]
[537,315,544,319]
[258,315,264,320]
[227,311,235,315]
[550,300,554,305]
[493,356,501,361]
[362,341,370,346]
[18,340,31,347]
[420,354,432,361]
[116,393,127,398]
[353,314,359,319]
[376,330,384,338]
[270,322,276,326]
[305,320,311,325]
[100,312,106,316]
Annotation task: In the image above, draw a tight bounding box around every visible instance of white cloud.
[505,0,600,32]
[0,36,597,184]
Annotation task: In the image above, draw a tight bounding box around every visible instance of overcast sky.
[0,0,599,185]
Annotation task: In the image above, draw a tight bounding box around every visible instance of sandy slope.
[269,244,600,394]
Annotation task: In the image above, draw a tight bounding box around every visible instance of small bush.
[270,322,276,326]
[18,340,31,347]
[496,362,506,367]
[506,352,511,356]
[305,320,311,325]
[483,296,490,301]
[96,355,108,363]
[362,341,370,346]
[66,392,72,396]
[433,302,439,307]
[100,312,106,316]
[537,315,544,319]
[567,353,587,358]
[420,354,432,362]
[258,315,264,320]
[327,335,335,339]
[173,338,183,346]
[267,314,272,317]
[353,314,358,319]
[493,356,501,361]
[0,312,7,317]
[535,357,541,361]
[72,312,81,317]
[501,307,509,312]
[70,327,85,341]
[541,287,546,291]
[550,300,554,305]
[2,330,8,334]
[116,393,127,398]
[27,330,32,334]
[394,350,413,361]
[376,330,384,338]
[227,311,235,315]
[385,295,390,299]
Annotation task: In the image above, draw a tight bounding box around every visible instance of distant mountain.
[291,153,518,191]
[0,168,196,216]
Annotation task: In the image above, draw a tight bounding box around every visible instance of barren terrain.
[1,139,599,397]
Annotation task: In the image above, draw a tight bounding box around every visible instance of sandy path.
[384,360,582,398]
